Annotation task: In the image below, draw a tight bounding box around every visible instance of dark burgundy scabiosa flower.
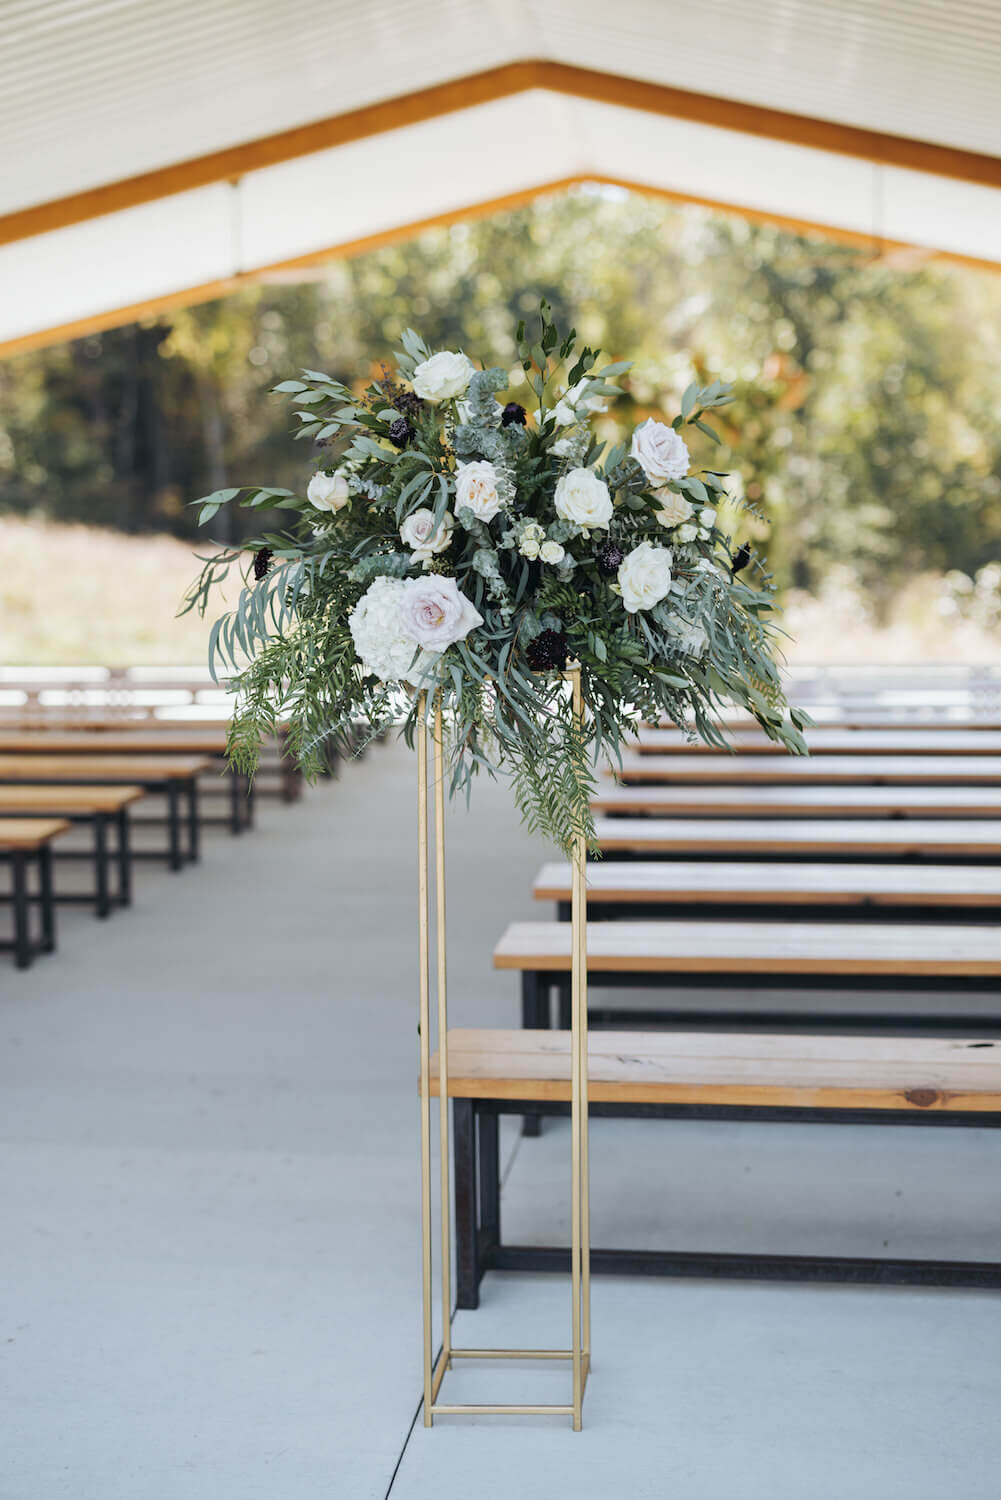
[388,416,415,449]
[525,628,569,673]
[501,402,527,427]
[595,540,624,576]
[253,547,273,581]
[731,542,752,576]
[395,390,426,419]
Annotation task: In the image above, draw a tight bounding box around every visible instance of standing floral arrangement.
[183,303,805,850]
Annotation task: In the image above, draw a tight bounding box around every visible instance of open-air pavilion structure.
[4,5,1001,1498]
[3,0,1001,357]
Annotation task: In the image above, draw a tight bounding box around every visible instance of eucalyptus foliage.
[183,304,805,851]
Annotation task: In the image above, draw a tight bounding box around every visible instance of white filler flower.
[412,351,474,403]
[307,469,351,512]
[400,575,484,652]
[554,468,613,530]
[349,577,420,681]
[630,419,690,486]
[400,508,454,564]
[455,460,504,522]
[617,541,673,614]
[654,492,694,529]
[553,380,609,427]
[675,523,698,544]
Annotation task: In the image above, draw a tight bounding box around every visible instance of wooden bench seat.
[0,817,71,968]
[533,860,1001,915]
[594,816,1001,859]
[592,783,1001,818]
[0,755,211,870]
[613,752,1001,785]
[0,785,144,916]
[496,917,1001,1035]
[439,1028,1001,1306]
[634,728,1001,755]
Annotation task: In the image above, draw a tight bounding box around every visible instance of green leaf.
[680,382,697,419]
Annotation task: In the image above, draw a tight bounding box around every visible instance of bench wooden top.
[594,816,1001,855]
[534,860,1001,906]
[493,919,1001,975]
[635,728,1001,755]
[614,753,1001,785]
[0,784,146,812]
[0,817,73,849]
[658,716,1001,732]
[0,729,229,754]
[0,755,212,782]
[592,783,1001,817]
[429,1029,1001,1111]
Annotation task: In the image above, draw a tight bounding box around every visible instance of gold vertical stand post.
[416,672,591,1427]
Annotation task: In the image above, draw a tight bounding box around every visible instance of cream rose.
[653,492,694,529]
[412,350,474,404]
[699,507,717,529]
[455,460,504,522]
[307,469,350,512]
[539,540,565,565]
[553,468,612,531]
[617,541,673,614]
[400,575,483,651]
[675,523,698,544]
[400,508,454,564]
[630,419,690,486]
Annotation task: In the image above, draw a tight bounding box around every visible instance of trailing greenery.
[182,304,805,851]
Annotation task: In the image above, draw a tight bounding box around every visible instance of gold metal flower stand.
[416,670,591,1429]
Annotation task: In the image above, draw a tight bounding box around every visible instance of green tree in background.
[2,185,1000,607]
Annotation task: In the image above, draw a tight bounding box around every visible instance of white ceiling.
[2,0,1001,349]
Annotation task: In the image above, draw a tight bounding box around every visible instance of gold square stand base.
[429,1349,591,1423]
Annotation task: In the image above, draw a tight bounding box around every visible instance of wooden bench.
[495,918,1001,1035]
[0,755,210,871]
[0,731,258,828]
[592,783,1001,818]
[0,785,144,916]
[613,752,1001,785]
[534,860,1001,922]
[0,818,71,968]
[634,728,1001,755]
[594,816,1001,861]
[438,1028,1001,1306]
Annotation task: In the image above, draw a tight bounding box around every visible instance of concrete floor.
[1,741,998,1499]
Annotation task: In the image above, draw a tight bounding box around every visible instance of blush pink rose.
[400,575,483,651]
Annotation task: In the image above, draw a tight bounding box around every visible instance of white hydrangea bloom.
[348,577,420,682]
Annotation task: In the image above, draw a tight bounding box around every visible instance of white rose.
[630,419,690,485]
[412,350,474,404]
[554,380,608,427]
[617,541,673,614]
[519,538,541,560]
[554,467,613,531]
[522,523,545,541]
[699,507,717,528]
[307,469,350,512]
[653,492,694,529]
[551,435,574,457]
[400,508,453,564]
[695,557,723,577]
[539,540,565,565]
[455,460,504,522]
[349,576,420,682]
[675,523,698,544]
[400,575,484,651]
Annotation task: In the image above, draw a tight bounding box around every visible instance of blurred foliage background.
[3,184,1001,660]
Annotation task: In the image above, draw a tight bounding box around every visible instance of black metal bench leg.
[186,778,199,863]
[521,970,548,1136]
[94,812,110,918]
[244,774,255,829]
[478,1108,501,1255]
[558,979,571,1031]
[229,769,241,834]
[12,851,31,969]
[166,782,182,871]
[281,757,302,804]
[38,845,56,953]
[454,1098,481,1310]
[116,808,132,907]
